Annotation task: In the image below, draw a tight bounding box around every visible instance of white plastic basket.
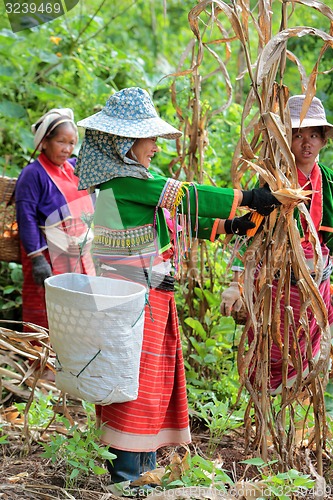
[45,273,146,405]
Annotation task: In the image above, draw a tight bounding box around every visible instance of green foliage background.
[0,0,332,409]
[0,0,331,176]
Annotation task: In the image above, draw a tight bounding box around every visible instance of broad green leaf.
[92,465,108,475]
[0,100,26,118]
[69,468,80,480]
[240,457,266,467]
[185,318,207,340]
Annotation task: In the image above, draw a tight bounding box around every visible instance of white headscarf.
[31,108,76,151]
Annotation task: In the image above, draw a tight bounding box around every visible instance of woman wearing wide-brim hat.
[221,94,333,394]
[75,87,279,484]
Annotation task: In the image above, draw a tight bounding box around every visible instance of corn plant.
[173,0,333,477]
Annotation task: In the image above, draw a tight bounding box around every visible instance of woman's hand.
[220,282,243,316]
[224,213,255,235]
[31,254,52,286]
[241,185,280,215]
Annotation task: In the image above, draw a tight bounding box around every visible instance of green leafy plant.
[191,395,245,456]
[177,243,244,406]
[162,453,233,492]
[0,423,9,445]
[239,458,316,499]
[40,401,116,489]
[14,391,59,429]
[0,262,22,322]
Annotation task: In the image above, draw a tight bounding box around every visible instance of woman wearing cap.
[220,94,333,393]
[15,108,95,331]
[75,87,279,484]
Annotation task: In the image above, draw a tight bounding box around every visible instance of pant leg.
[140,451,156,474]
[107,448,156,483]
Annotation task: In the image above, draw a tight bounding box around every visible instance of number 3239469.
[5,3,62,14]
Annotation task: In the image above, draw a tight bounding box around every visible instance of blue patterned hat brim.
[77,87,182,139]
[77,113,181,139]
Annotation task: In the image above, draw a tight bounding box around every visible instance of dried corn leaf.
[238,159,278,188]
[286,50,308,91]
[256,27,333,86]
[261,111,295,175]
[258,0,272,46]
[272,187,313,204]
[292,0,333,20]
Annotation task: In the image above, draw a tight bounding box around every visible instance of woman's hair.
[44,120,78,143]
[318,126,326,139]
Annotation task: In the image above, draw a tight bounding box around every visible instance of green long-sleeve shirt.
[93,171,239,261]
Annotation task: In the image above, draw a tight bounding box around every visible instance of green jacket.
[93,171,238,260]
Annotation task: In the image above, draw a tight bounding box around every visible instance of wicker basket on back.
[0,176,21,263]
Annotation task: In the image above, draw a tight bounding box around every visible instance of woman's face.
[291,126,326,171]
[130,137,158,169]
[41,123,77,166]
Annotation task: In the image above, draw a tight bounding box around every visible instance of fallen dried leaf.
[8,471,29,483]
[131,467,165,486]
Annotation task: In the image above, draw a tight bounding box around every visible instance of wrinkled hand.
[220,282,243,317]
[224,213,255,236]
[31,255,52,286]
[242,185,281,216]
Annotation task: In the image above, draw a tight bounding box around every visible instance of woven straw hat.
[288,95,333,138]
[77,87,182,140]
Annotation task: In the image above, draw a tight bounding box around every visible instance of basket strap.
[143,256,154,323]
[73,220,93,272]
[70,349,102,378]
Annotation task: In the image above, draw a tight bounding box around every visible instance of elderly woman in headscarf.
[15,108,95,331]
[74,87,279,487]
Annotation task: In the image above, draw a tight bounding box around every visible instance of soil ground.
[1,360,333,499]
[0,398,263,500]
[0,433,255,500]
[1,406,332,500]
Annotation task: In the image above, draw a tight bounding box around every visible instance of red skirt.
[268,276,333,393]
[95,287,191,452]
[248,245,333,393]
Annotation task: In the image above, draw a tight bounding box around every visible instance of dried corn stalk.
[185,0,333,475]
[0,321,56,446]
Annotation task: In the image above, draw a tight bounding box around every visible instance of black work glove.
[241,185,280,216]
[31,255,52,286]
[224,213,255,236]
